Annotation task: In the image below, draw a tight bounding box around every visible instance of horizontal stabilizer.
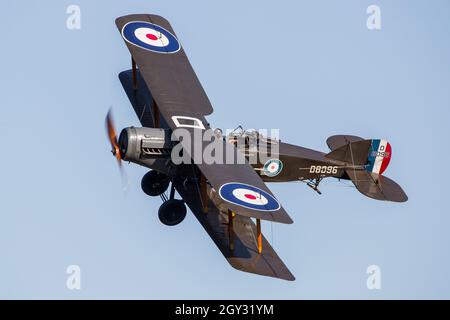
[345,169,408,202]
[327,135,364,151]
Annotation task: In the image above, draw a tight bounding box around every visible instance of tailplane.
[345,170,408,202]
[326,134,364,151]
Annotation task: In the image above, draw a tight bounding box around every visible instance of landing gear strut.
[306,177,322,195]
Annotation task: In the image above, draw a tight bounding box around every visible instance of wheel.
[141,170,170,196]
[158,199,187,226]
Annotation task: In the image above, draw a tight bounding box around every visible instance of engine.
[118,127,173,162]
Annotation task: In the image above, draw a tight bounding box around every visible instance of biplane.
[107,14,408,281]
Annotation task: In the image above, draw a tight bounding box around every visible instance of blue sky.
[1,0,449,299]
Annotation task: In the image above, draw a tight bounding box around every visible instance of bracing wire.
[270,221,274,248]
[349,142,358,186]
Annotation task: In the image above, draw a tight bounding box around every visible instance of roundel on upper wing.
[263,159,283,177]
[121,21,181,54]
[219,183,281,211]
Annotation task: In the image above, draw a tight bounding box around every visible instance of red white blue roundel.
[122,21,181,54]
[219,183,281,211]
[263,159,283,177]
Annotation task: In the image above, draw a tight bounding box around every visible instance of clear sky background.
[1,0,449,299]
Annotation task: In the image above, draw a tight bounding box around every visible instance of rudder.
[366,139,392,175]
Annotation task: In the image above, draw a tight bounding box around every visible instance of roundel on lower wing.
[121,21,181,54]
[263,159,283,177]
[219,183,281,211]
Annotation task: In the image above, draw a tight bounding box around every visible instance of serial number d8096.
[309,165,338,174]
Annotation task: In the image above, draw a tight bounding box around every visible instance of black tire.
[158,199,187,226]
[141,170,170,196]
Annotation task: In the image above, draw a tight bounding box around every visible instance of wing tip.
[281,214,294,224]
[272,206,294,224]
[229,261,296,282]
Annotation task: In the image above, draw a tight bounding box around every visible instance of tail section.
[325,135,407,202]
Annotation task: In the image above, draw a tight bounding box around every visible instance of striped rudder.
[366,139,392,175]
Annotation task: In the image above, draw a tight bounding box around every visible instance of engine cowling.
[118,127,173,162]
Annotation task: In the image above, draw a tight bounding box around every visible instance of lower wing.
[173,179,295,281]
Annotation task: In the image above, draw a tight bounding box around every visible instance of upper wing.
[116,14,213,119]
[116,14,293,224]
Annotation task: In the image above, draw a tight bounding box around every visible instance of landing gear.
[142,170,187,226]
[306,177,322,195]
[141,170,170,196]
[158,181,187,226]
[158,199,187,226]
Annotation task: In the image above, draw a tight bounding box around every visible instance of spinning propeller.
[105,109,128,190]
[106,109,122,165]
